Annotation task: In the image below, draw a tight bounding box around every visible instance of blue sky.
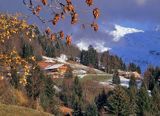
[0,0,160,41]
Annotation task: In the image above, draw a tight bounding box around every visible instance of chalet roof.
[59,106,73,114]
[45,64,65,70]
[38,61,52,69]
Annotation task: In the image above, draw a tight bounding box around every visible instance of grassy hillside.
[0,104,53,116]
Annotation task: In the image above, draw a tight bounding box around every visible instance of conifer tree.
[86,103,98,116]
[107,86,130,116]
[72,77,83,116]
[112,70,120,85]
[22,43,33,58]
[151,84,160,115]
[129,76,137,88]
[137,82,152,115]
[128,76,138,115]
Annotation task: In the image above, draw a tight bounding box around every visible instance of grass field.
[0,103,53,116]
[80,74,113,83]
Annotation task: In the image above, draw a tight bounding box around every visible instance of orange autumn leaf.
[71,12,78,24]
[66,35,72,45]
[42,0,47,5]
[67,4,75,12]
[45,27,51,35]
[51,33,56,41]
[66,0,72,4]
[60,31,64,39]
[35,5,42,15]
[93,8,100,19]
[52,14,60,25]
[91,22,98,31]
[86,0,93,6]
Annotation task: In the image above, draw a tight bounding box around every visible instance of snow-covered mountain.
[76,24,160,72]
[111,30,160,71]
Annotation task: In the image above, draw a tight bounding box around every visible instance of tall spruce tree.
[85,103,98,116]
[137,82,152,115]
[151,84,160,115]
[95,89,107,110]
[112,70,120,85]
[107,86,130,116]
[128,76,138,115]
[129,76,137,88]
[22,43,33,58]
[72,77,83,116]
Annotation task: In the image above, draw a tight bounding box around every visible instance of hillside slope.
[0,104,53,116]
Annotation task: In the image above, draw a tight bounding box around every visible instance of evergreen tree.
[10,68,20,89]
[72,77,83,116]
[44,77,55,100]
[80,50,89,66]
[95,89,107,110]
[128,76,138,115]
[88,45,98,69]
[85,103,98,116]
[151,84,160,115]
[22,43,33,58]
[129,76,137,88]
[137,82,152,115]
[112,70,120,85]
[25,65,44,100]
[45,45,55,57]
[107,86,130,116]
[40,76,57,114]
[73,77,82,99]
[148,75,155,90]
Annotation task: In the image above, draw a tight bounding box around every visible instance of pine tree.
[151,84,160,115]
[137,82,152,115]
[22,43,33,58]
[10,68,20,89]
[40,76,57,114]
[112,70,120,85]
[44,77,55,100]
[128,76,138,115]
[107,86,130,116]
[73,76,82,99]
[129,76,137,88]
[85,103,98,116]
[95,89,107,110]
[25,65,44,100]
[72,77,83,116]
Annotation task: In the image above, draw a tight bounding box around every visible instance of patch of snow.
[56,54,68,63]
[120,76,130,88]
[110,24,144,42]
[78,74,87,79]
[119,76,142,88]
[54,85,61,92]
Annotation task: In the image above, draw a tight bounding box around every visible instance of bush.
[0,80,29,107]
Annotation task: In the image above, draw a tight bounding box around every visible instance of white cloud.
[94,42,111,52]
[76,40,89,51]
[110,24,144,42]
[76,40,111,52]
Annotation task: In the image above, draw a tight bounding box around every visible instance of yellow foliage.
[0,51,30,86]
[0,14,36,43]
[0,14,38,86]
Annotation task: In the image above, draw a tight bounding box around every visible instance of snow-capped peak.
[110,24,144,42]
